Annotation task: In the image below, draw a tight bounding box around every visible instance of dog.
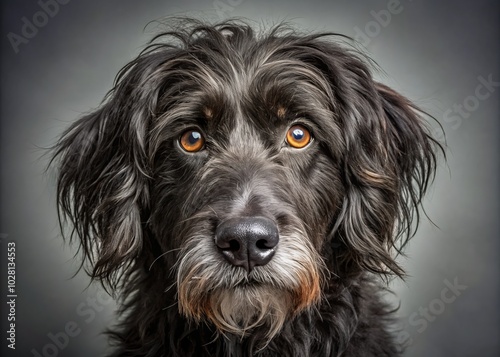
[52,18,441,356]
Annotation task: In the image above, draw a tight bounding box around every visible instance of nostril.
[228,239,240,252]
[215,233,241,252]
[256,239,270,250]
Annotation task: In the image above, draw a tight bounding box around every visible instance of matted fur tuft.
[51,18,442,357]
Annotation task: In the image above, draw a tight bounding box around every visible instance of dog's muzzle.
[215,216,279,272]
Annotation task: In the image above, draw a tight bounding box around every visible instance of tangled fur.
[52,18,442,356]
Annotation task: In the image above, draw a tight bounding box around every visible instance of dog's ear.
[51,55,165,288]
[334,80,441,278]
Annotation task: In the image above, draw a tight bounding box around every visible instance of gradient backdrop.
[1,1,499,356]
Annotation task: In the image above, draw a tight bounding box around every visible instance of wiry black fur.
[52,18,442,356]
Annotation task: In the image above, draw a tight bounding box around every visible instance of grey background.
[1,0,498,356]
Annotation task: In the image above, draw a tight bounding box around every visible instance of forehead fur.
[139,19,370,112]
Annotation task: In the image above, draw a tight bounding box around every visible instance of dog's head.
[53,19,440,341]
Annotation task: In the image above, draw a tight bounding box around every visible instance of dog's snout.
[215,217,279,272]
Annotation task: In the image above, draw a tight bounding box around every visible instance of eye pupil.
[189,131,201,144]
[292,129,304,141]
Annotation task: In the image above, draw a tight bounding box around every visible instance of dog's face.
[152,43,344,338]
[53,20,438,342]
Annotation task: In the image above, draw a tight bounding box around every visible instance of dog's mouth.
[230,274,267,289]
[187,271,264,288]
[234,278,259,286]
[208,264,273,290]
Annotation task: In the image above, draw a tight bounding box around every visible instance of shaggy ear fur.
[290,37,441,278]
[336,80,440,278]
[51,52,169,288]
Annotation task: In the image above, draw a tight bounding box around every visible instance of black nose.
[215,217,279,272]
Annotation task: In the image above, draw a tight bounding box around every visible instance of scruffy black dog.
[53,18,440,356]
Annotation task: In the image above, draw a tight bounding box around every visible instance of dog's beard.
[176,224,323,343]
[206,285,292,340]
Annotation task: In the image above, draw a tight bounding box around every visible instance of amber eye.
[286,125,311,149]
[179,129,205,152]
